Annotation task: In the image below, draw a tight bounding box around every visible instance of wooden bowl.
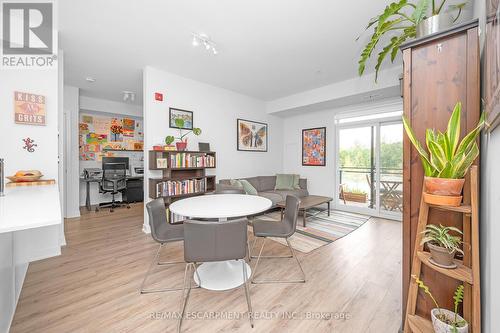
[423,192,462,207]
[7,174,44,182]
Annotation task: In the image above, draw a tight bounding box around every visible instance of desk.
[80,176,144,210]
[170,194,272,291]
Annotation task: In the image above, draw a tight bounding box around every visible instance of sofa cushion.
[258,191,283,205]
[244,177,261,191]
[240,179,258,195]
[259,176,276,191]
[275,174,296,190]
[274,189,309,200]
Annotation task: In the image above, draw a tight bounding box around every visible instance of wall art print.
[237,118,268,152]
[302,127,326,166]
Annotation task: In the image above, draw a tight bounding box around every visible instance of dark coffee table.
[277,195,333,227]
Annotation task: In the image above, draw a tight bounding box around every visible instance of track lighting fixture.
[191,33,218,55]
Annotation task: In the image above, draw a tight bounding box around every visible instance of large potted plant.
[421,224,463,268]
[403,102,484,206]
[165,118,202,151]
[413,276,468,333]
[357,0,467,80]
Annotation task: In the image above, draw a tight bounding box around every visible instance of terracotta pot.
[428,243,456,267]
[423,192,462,207]
[431,308,468,333]
[424,177,465,196]
[176,141,187,151]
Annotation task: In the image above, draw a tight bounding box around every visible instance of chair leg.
[247,241,252,262]
[242,260,254,328]
[140,243,188,294]
[251,237,306,284]
[178,263,193,333]
[250,236,292,259]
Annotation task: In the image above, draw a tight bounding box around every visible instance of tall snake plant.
[403,102,484,179]
[357,0,467,81]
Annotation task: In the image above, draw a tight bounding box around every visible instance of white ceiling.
[60,0,402,105]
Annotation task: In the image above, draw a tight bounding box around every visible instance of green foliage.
[165,135,175,145]
[339,142,403,170]
[344,187,367,195]
[403,102,485,179]
[169,118,202,143]
[358,0,466,80]
[420,224,464,255]
[412,276,467,330]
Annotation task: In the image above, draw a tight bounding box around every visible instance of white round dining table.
[169,194,272,291]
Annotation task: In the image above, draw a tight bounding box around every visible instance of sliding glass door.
[336,116,402,220]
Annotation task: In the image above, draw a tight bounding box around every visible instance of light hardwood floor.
[11,204,402,333]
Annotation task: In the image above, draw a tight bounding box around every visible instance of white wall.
[63,85,80,217]
[143,66,284,231]
[282,98,402,200]
[0,70,59,180]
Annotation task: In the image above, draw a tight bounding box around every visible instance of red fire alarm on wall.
[154,92,163,101]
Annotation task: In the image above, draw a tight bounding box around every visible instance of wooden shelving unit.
[404,166,481,333]
[148,150,216,200]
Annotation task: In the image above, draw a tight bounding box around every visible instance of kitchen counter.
[0,184,62,233]
[0,184,63,332]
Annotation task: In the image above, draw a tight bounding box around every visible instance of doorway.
[335,113,403,220]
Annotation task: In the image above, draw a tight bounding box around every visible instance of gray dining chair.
[250,195,306,284]
[177,218,254,332]
[140,198,195,294]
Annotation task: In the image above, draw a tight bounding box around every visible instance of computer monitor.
[102,157,129,172]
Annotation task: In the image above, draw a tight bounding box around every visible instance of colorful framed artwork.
[237,118,268,152]
[169,108,193,130]
[14,91,46,125]
[302,127,326,166]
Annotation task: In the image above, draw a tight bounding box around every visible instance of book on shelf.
[156,178,207,198]
[166,208,185,224]
[169,153,215,168]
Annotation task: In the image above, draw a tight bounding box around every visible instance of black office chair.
[97,162,130,212]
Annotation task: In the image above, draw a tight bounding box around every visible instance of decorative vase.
[176,141,187,151]
[416,14,454,38]
[427,243,456,268]
[431,308,468,333]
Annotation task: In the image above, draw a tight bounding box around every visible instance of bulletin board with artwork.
[302,127,326,166]
[79,114,144,161]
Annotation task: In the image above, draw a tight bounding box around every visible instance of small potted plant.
[413,276,468,333]
[165,118,201,151]
[403,102,484,206]
[421,224,463,268]
[344,187,368,203]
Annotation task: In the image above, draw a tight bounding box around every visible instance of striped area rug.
[250,209,370,253]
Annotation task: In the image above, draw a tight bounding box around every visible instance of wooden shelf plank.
[428,203,472,214]
[407,315,433,333]
[417,251,473,284]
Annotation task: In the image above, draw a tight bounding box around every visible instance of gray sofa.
[219,176,308,206]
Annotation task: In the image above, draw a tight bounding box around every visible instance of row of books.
[166,208,185,224]
[155,178,207,197]
[169,153,215,168]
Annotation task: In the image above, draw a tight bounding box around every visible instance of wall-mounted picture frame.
[485,0,500,132]
[302,127,326,166]
[169,108,193,130]
[237,118,268,152]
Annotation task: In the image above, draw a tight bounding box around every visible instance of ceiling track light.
[191,33,218,55]
[123,91,135,102]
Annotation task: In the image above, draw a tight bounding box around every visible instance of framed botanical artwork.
[169,108,193,130]
[237,118,268,152]
[302,127,326,166]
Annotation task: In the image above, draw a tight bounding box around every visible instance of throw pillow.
[230,179,244,188]
[239,179,258,195]
[275,174,296,190]
[293,174,301,189]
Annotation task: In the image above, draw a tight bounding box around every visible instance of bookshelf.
[148,150,216,201]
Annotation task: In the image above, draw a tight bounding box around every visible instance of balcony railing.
[339,166,402,212]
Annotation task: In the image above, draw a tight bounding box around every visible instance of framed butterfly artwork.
[237,119,268,152]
